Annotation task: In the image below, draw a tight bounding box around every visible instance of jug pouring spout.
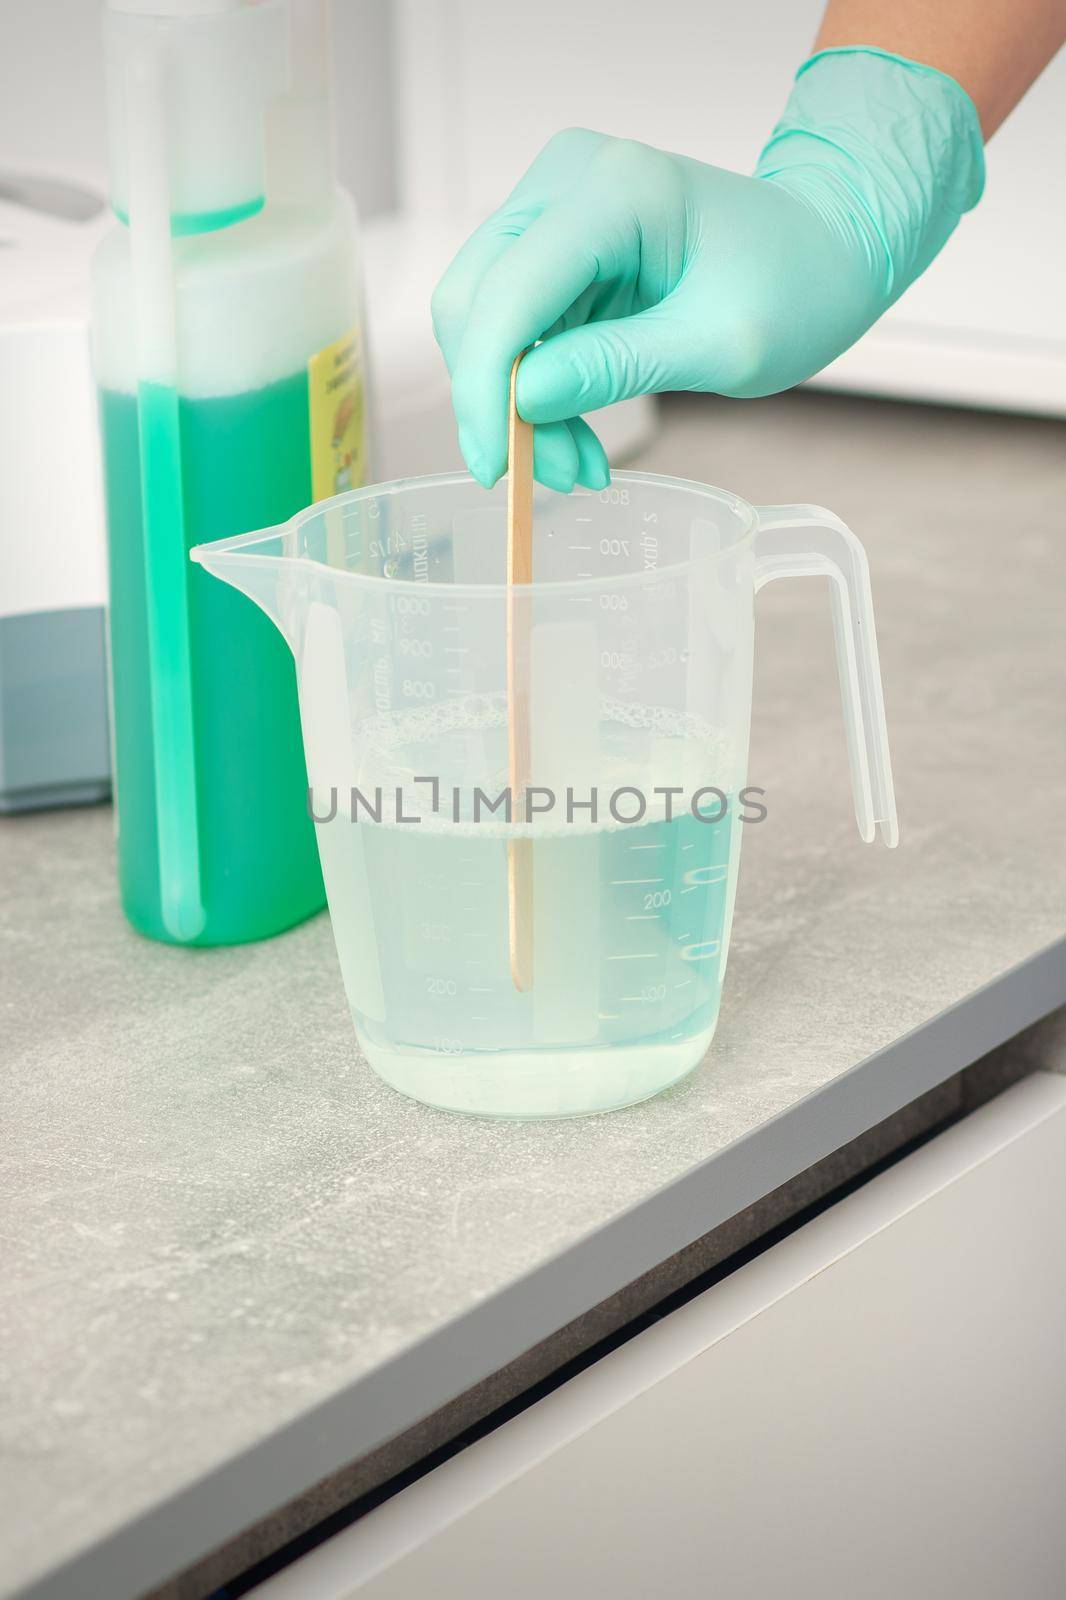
[190,523,300,647]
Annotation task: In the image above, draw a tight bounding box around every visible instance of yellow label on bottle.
[308,327,366,503]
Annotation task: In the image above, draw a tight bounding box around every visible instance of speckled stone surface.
[3,391,1065,1600]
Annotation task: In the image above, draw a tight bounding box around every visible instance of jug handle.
[753,504,898,849]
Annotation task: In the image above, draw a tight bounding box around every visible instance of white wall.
[0,0,399,217]
[3,1,1064,412]
[392,0,1066,413]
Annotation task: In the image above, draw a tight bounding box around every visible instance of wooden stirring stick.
[507,354,534,992]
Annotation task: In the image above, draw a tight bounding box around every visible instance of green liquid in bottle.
[100,372,324,944]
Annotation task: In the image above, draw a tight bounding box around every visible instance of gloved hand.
[431,47,984,492]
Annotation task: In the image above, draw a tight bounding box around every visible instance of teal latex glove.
[431,47,984,491]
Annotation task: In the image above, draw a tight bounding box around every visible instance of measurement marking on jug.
[597,1012,621,1021]
[628,843,664,851]
[442,603,468,613]
[575,515,592,523]
[568,596,593,604]
[468,986,494,993]
[674,979,693,990]
[607,952,658,961]
[626,913,658,921]
[681,867,726,893]
[569,543,592,551]
[444,646,470,655]
[609,877,663,886]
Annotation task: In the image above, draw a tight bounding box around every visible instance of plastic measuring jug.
[192,471,896,1118]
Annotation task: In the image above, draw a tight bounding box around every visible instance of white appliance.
[0,168,111,811]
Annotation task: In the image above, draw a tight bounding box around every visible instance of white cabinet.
[259,1072,1066,1599]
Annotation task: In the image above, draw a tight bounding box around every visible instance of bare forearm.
[815,0,1066,135]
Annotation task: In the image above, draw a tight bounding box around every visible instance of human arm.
[816,0,1066,136]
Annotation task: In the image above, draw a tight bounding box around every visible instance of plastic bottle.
[91,0,368,944]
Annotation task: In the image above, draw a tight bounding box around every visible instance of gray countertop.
[3,391,1065,1600]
